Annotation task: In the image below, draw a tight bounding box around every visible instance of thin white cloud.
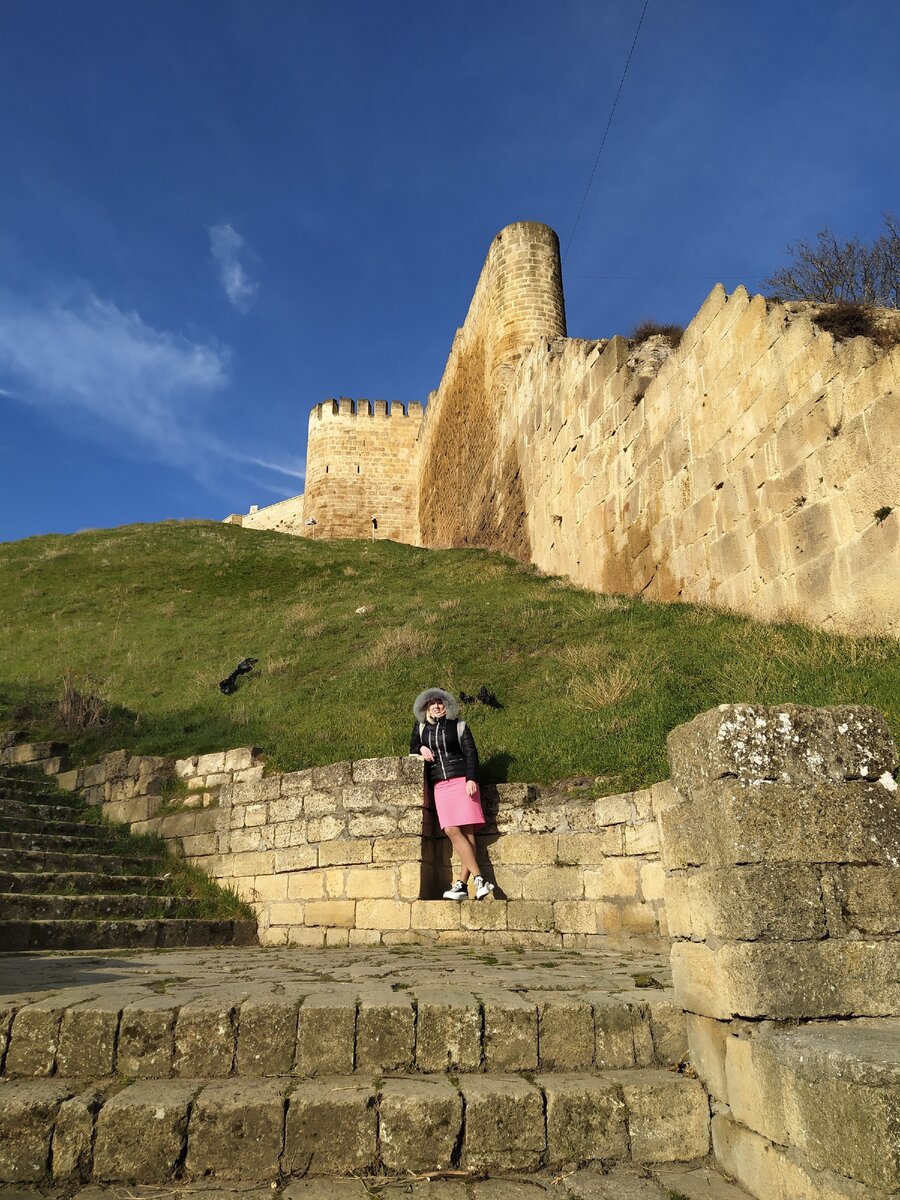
[209,222,259,311]
[0,289,227,465]
[243,454,306,481]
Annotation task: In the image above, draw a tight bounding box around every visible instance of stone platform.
[0,943,747,1196]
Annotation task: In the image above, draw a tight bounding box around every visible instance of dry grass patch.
[567,663,641,710]
[283,601,314,626]
[363,627,435,668]
[439,598,460,609]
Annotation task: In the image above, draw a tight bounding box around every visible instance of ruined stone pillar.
[660,704,900,1198]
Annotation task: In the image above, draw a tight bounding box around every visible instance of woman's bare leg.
[445,825,480,881]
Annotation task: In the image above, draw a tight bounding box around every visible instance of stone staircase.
[0,769,258,951]
[0,946,751,1196]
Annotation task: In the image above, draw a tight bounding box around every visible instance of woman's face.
[427,698,446,719]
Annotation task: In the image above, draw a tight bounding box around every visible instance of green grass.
[1,520,897,793]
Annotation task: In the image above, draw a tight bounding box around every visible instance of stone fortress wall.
[228,221,899,634]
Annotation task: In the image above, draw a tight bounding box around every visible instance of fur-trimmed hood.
[412,688,460,723]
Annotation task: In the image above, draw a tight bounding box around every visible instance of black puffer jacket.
[410,717,480,785]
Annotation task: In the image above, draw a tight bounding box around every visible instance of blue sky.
[2,1,898,543]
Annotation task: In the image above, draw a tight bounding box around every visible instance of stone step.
[0,829,129,853]
[0,812,106,836]
[0,891,205,921]
[0,868,172,895]
[710,1016,900,1197]
[1,986,685,1079]
[0,1069,711,1184]
[15,1168,754,1199]
[0,917,258,952]
[0,777,73,800]
[0,846,161,874]
[0,797,87,821]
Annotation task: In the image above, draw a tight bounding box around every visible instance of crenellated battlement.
[310,398,425,422]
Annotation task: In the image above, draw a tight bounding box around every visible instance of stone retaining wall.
[659,704,900,1200]
[7,738,669,948]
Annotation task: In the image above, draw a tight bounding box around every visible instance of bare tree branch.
[764,213,900,307]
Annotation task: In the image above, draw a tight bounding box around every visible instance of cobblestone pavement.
[0,1161,748,1199]
[0,940,673,1008]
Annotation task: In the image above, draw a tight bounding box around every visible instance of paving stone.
[282,1182,371,1200]
[356,992,415,1072]
[652,1164,752,1199]
[538,1073,629,1166]
[0,1079,73,1182]
[472,1183,551,1199]
[116,996,178,1077]
[174,996,239,1077]
[379,1077,462,1173]
[558,1168,666,1199]
[295,992,356,1075]
[483,993,538,1070]
[415,988,482,1072]
[185,1079,286,1179]
[93,1080,198,1182]
[283,1077,377,1175]
[460,1075,544,1172]
[236,995,300,1075]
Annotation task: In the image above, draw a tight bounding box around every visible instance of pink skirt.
[433,777,486,831]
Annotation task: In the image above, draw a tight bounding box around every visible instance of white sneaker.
[442,880,468,901]
[474,876,494,900]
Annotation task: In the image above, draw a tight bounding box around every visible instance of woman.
[410,687,494,900]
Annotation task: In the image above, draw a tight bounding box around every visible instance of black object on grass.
[219,658,259,695]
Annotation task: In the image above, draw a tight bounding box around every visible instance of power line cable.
[563,0,650,265]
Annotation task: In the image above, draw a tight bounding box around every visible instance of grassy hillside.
[0,521,897,794]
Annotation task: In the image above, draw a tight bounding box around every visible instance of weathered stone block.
[311,761,353,788]
[117,998,177,1077]
[345,866,396,898]
[617,1070,709,1162]
[285,871,326,900]
[5,1000,67,1077]
[52,1088,99,1180]
[667,704,897,800]
[356,995,415,1072]
[0,1080,72,1181]
[94,1080,197,1182]
[539,1073,628,1166]
[356,898,411,930]
[521,865,583,901]
[460,1075,544,1172]
[577,1001,633,1071]
[236,996,299,1076]
[506,899,555,931]
[380,1077,462,1172]
[57,1003,119,1077]
[685,1014,729,1102]
[373,835,422,863]
[538,998,595,1069]
[304,899,356,928]
[483,995,538,1070]
[660,780,900,870]
[351,756,401,783]
[823,865,900,936]
[185,1079,285,1179]
[283,1078,377,1175]
[554,900,600,934]
[646,1001,688,1068]
[491,832,556,865]
[174,997,237,1077]
[274,846,318,873]
[415,990,482,1072]
[671,938,900,1019]
[673,863,826,941]
[712,1111,872,1200]
[727,1019,900,1190]
[296,994,356,1075]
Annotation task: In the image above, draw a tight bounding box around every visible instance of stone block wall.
[19,738,669,948]
[227,493,306,535]
[659,704,900,1199]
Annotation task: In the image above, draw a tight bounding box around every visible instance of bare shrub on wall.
[765,212,899,308]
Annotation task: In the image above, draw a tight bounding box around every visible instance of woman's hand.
[419,747,435,763]
[466,779,477,797]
